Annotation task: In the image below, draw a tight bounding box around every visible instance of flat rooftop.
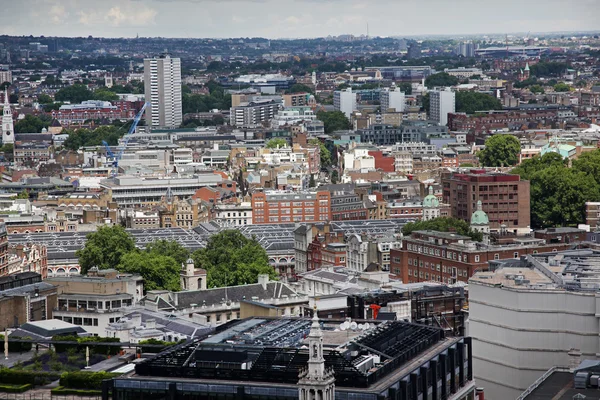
[134,317,444,389]
[523,371,592,400]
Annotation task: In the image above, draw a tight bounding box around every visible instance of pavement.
[83,351,132,372]
[0,349,38,368]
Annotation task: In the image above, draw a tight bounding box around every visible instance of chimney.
[475,388,485,400]
[131,314,142,327]
[568,348,582,372]
[145,319,156,329]
[257,274,269,290]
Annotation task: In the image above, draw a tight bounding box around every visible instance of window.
[216,314,222,322]
[494,253,500,260]
[514,252,519,259]
[475,255,480,262]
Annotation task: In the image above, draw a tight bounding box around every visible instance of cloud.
[49,4,69,24]
[106,5,158,26]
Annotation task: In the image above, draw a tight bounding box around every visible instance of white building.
[333,88,357,119]
[213,202,253,227]
[469,251,600,400]
[380,86,406,112]
[144,54,183,128]
[429,88,455,126]
[0,70,12,84]
[444,67,483,79]
[230,99,279,128]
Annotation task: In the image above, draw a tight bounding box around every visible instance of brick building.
[586,201,600,229]
[390,230,570,284]
[442,170,531,235]
[0,272,57,330]
[330,192,368,221]
[447,110,561,133]
[251,191,331,224]
[307,240,347,272]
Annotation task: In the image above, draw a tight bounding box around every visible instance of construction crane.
[102,140,115,159]
[108,102,149,177]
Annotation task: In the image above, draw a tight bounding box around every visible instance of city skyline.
[3,0,600,39]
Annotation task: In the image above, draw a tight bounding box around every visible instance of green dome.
[423,186,439,208]
[471,200,489,225]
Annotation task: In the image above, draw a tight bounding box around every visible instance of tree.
[529,62,567,77]
[288,84,313,94]
[55,84,93,103]
[63,125,123,150]
[529,85,545,94]
[14,114,50,133]
[9,94,18,104]
[309,138,331,168]
[424,72,459,89]
[402,217,483,242]
[0,82,10,91]
[316,111,351,134]
[553,82,571,92]
[37,94,53,104]
[93,88,119,101]
[266,138,288,149]
[309,174,316,188]
[478,135,521,167]
[398,82,412,95]
[191,230,277,288]
[455,91,502,114]
[117,252,181,292]
[331,170,339,184]
[76,225,136,274]
[144,240,190,266]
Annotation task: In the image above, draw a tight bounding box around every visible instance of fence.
[0,394,102,400]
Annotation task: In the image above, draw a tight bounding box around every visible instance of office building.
[104,316,477,400]
[144,54,183,128]
[442,170,531,234]
[430,88,455,126]
[282,92,311,107]
[469,251,600,400]
[230,99,279,127]
[380,86,406,112]
[251,190,331,224]
[0,70,12,84]
[444,67,483,79]
[586,201,600,229]
[333,88,357,119]
[455,42,477,58]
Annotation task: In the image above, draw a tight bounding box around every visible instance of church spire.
[298,308,335,400]
[1,89,14,145]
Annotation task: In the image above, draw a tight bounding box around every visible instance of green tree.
[309,138,331,168]
[478,135,521,167]
[55,84,93,103]
[93,88,119,101]
[421,92,430,113]
[144,240,190,266]
[529,85,545,94]
[455,91,502,114]
[117,252,181,291]
[331,170,339,184]
[266,138,288,149]
[402,217,483,242]
[37,94,53,104]
[63,126,123,150]
[529,62,567,77]
[553,82,570,92]
[398,82,412,95]
[309,174,316,188]
[14,114,50,133]
[424,72,459,89]
[316,111,351,134]
[288,84,313,94]
[191,230,277,288]
[76,225,136,274]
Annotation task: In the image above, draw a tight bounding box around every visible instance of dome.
[423,186,439,208]
[186,257,194,265]
[470,200,489,225]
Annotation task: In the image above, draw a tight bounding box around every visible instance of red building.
[390,230,570,284]
[251,190,331,224]
[368,151,395,173]
[307,239,347,271]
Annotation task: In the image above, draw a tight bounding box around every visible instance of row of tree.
[76,226,277,291]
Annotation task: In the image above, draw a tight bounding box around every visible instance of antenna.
[367,22,369,40]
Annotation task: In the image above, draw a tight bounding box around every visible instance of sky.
[2,0,600,39]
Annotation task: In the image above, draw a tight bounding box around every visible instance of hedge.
[0,368,60,386]
[51,386,102,396]
[51,335,121,355]
[0,335,33,352]
[138,338,178,353]
[0,384,32,393]
[59,371,120,390]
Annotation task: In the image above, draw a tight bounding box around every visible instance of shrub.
[51,386,102,396]
[59,371,120,390]
[138,338,177,353]
[0,383,33,393]
[0,368,60,386]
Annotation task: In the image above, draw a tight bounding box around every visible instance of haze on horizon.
[3,0,600,39]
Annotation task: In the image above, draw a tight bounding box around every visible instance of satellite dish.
[343,321,351,330]
[358,324,364,330]
[340,323,347,331]
[350,322,358,330]
[364,323,371,330]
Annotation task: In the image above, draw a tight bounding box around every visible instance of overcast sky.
[3,0,599,39]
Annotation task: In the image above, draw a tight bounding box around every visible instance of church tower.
[298,309,335,400]
[180,257,207,291]
[422,185,440,221]
[470,200,490,244]
[1,90,14,145]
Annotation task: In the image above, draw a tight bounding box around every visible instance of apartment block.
[442,170,531,234]
[144,54,182,128]
[251,191,331,224]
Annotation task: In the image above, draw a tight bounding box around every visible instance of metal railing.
[0,395,102,400]
[515,365,571,400]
